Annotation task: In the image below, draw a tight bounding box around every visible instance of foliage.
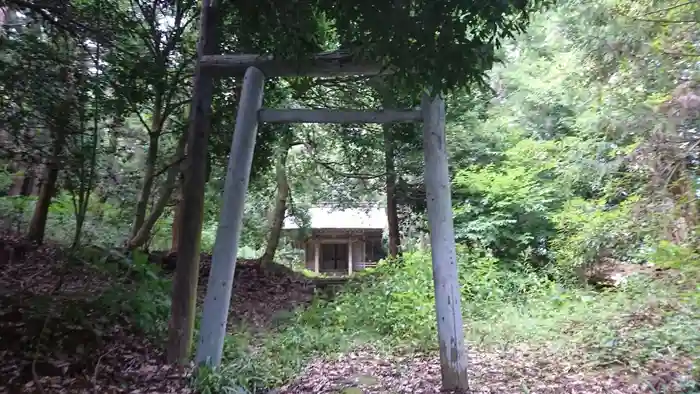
[194,250,554,392]
[551,196,642,272]
[453,161,556,261]
[328,0,549,92]
[196,244,700,393]
[446,0,700,278]
[0,192,173,249]
[2,0,700,392]
[646,240,700,271]
[451,135,613,263]
[89,249,172,337]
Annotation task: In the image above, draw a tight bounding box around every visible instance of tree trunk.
[170,173,184,254]
[128,132,187,249]
[20,169,36,196]
[27,136,65,244]
[371,78,402,259]
[130,98,163,241]
[24,58,74,244]
[71,120,100,250]
[167,2,219,366]
[260,141,291,266]
[7,172,24,196]
[95,126,121,222]
[8,165,35,196]
[384,124,401,258]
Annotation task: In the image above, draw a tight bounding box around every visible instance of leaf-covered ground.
[275,345,696,394]
[270,268,699,394]
[195,255,315,329]
[0,235,313,393]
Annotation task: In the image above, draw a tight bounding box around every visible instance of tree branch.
[312,157,387,179]
[153,154,186,179]
[639,1,695,16]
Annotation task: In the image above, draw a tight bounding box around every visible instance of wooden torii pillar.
[172,3,468,390]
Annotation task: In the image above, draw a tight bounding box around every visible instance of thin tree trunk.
[130,98,163,241]
[128,132,187,249]
[260,142,291,266]
[167,1,219,366]
[7,170,24,196]
[23,45,75,244]
[371,78,402,259]
[8,166,35,196]
[384,124,401,258]
[27,135,65,244]
[95,125,121,222]
[170,173,184,254]
[71,126,99,249]
[105,123,121,187]
[72,57,102,250]
[20,169,36,196]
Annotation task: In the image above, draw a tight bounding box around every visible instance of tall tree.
[260,129,295,266]
[101,0,199,249]
[383,123,401,258]
[0,10,88,244]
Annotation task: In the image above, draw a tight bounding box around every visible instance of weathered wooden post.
[421,93,469,391]
[166,0,219,365]
[196,66,265,367]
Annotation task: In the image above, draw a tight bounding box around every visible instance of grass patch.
[468,274,700,368]
[198,249,700,393]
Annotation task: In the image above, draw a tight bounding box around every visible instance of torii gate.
[169,2,469,391]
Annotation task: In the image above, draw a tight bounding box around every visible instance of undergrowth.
[195,246,700,394]
[89,249,172,339]
[38,229,697,394]
[10,227,697,393]
[60,247,173,340]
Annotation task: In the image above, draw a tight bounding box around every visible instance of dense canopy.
[232,0,545,91]
[7,0,545,92]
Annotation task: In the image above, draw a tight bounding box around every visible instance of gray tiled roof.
[283,207,387,230]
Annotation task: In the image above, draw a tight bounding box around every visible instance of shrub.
[85,249,172,338]
[198,249,555,393]
[646,240,700,271]
[295,249,552,345]
[550,196,640,276]
[453,164,557,262]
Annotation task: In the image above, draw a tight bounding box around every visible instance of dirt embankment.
[0,236,316,393]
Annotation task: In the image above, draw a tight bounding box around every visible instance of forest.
[0,0,699,393]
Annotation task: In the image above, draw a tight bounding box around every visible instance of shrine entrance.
[168,7,468,387]
[194,64,465,390]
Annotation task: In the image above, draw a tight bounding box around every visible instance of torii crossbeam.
[168,1,469,391]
